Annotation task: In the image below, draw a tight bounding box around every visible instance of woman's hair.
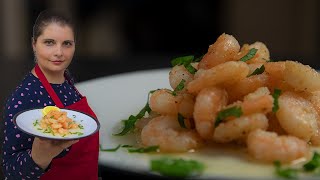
[33,9,76,42]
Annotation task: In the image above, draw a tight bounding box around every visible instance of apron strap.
[64,70,84,99]
[35,64,65,108]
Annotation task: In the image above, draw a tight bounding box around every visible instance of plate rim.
[13,107,100,140]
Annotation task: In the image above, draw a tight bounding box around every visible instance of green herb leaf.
[128,145,159,153]
[114,115,137,136]
[172,79,186,96]
[178,113,186,128]
[100,144,122,152]
[151,157,205,178]
[121,145,133,148]
[171,55,194,66]
[171,55,198,74]
[274,161,298,179]
[78,124,84,129]
[77,132,84,136]
[272,89,282,112]
[33,120,39,126]
[303,152,320,172]
[248,65,265,77]
[184,63,197,74]
[194,54,204,62]
[136,102,152,119]
[240,48,258,62]
[114,90,154,136]
[215,106,242,127]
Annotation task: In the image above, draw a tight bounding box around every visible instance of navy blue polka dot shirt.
[2,72,81,179]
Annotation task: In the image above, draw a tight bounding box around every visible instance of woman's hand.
[31,137,79,170]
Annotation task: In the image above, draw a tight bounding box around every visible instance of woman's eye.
[44,40,54,45]
[63,41,73,47]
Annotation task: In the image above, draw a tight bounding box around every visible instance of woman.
[1,9,99,179]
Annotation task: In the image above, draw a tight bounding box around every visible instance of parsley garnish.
[215,106,243,127]
[170,55,198,74]
[273,152,320,178]
[171,55,194,67]
[303,152,320,172]
[33,120,39,126]
[172,79,185,96]
[99,144,122,152]
[194,54,204,62]
[151,157,205,178]
[240,48,258,62]
[127,145,159,153]
[248,65,265,77]
[114,90,154,136]
[78,124,84,129]
[178,113,186,128]
[272,89,282,112]
[274,161,298,179]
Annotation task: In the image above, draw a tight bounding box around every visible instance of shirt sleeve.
[2,90,45,179]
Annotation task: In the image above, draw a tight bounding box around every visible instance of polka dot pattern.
[2,72,82,179]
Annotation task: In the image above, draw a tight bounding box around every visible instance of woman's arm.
[2,94,46,179]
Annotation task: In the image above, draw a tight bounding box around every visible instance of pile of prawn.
[40,110,80,136]
[135,33,320,164]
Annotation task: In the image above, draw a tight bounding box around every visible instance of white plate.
[14,108,100,140]
[75,68,320,180]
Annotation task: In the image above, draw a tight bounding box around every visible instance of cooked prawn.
[228,87,273,115]
[213,113,268,143]
[140,115,203,152]
[193,87,228,139]
[276,91,319,141]
[149,89,179,115]
[169,65,194,92]
[198,33,240,69]
[226,75,269,103]
[247,129,310,163]
[235,42,270,64]
[187,61,249,94]
[284,60,320,92]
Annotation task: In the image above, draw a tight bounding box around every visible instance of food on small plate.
[34,106,84,137]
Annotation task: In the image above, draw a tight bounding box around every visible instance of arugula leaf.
[272,89,282,112]
[248,65,265,77]
[178,113,186,128]
[172,79,186,96]
[127,145,159,153]
[151,157,205,178]
[303,152,320,172]
[114,90,154,136]
[240,48,258,62]
[215,106,243,127]
[274,161,298,179]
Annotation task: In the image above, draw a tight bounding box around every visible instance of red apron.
[35,65,99,180]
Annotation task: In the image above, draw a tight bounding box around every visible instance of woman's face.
[33,23,75,75]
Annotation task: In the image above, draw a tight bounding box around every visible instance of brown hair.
[32,9,75,42]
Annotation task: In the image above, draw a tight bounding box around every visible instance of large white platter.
[75,68,320,180]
